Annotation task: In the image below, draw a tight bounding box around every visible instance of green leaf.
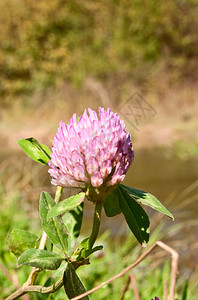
[121,184,174,220]
[47,193,85,219]
[40,192,68,253]
[103,188,121,217]
[76,237,89,251]
[181,281,189,300]
[53,261,67,279]
[71,237,89,260]
[18,249,64,270]
[118,185,150,246]
[45,238,53,252]
[63,263,89,299]
[78,245,103,260]
[73,237,103,260]
[63,202,84,239]
[7,230,39,258]
[17,138,51,165]
[63,202,84,256]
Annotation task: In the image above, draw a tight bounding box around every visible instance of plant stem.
[5,277,64,300]
[54,186,63,203]
[88,201,103,249]
[24,186,63,286]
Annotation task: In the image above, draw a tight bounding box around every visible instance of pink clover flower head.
[48,107,134,201]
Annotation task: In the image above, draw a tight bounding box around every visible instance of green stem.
[88,201,103,249]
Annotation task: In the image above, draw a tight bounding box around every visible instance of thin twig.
[156,241,179,300]
[120,276,130,300]
[163,278,168,300]
[5,277,63,300]
[129,273,140,300]
[120,273,141,300]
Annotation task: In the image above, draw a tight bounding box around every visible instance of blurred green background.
[0,0,198,299]
[0,0,198,101]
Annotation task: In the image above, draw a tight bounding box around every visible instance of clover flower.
[48,107,134,201]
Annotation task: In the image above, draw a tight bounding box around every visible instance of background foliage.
[0,0,198,103]
[0,183,197,299]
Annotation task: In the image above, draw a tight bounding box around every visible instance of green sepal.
[63,263,89,299]
[118,185,150,246]
[121,184,174,220]
[18,249,64,270]
[17,137,51,165]
[7,229,39,258]
[40,192,68,253]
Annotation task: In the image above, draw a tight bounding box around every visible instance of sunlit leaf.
[121,184,174,220]
[7,230,39,258]
[118,185,150,246]
[63,202,84,256]
[17,138,51,165]
[47,193,85,219]
[40,192,68,253]
[18,249,64,270]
